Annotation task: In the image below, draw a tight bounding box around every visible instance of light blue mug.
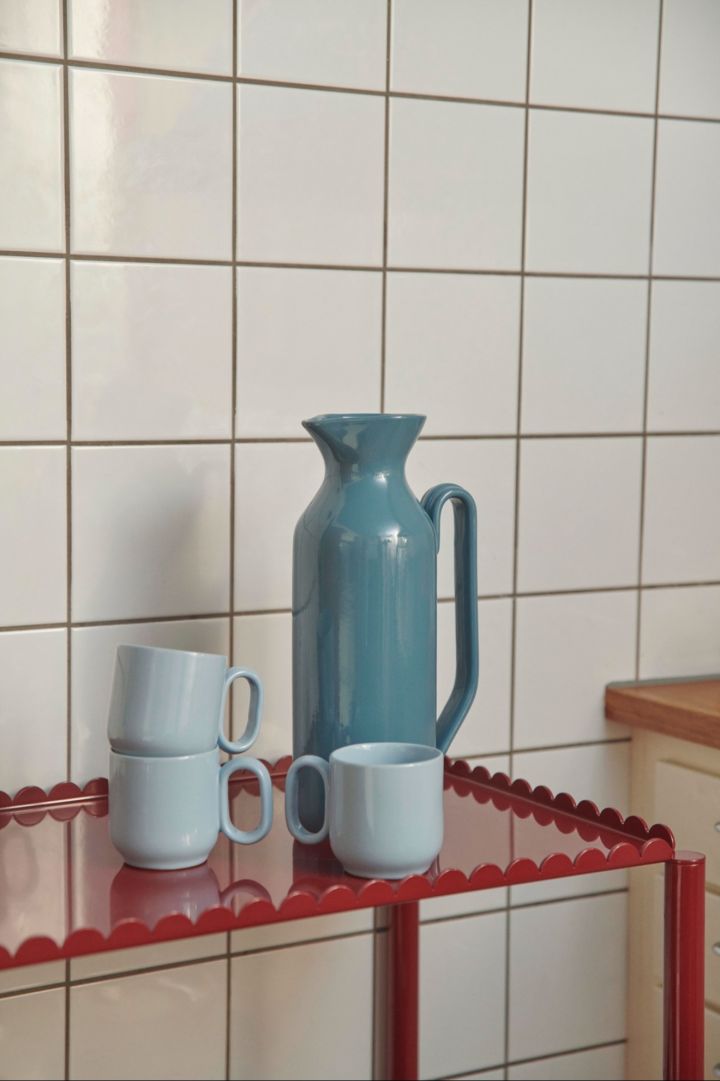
[285,742,444,879]
[108,644,263,757]
[109,749,273,870]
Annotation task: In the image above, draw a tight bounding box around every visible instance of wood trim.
[605,679,720,750]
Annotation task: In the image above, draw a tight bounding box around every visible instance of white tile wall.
[2,1,719,1078]
[0,257,66,439]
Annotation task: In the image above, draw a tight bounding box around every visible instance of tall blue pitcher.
[292,413,479,828]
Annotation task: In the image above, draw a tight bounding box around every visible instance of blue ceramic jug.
[292,413,478,827]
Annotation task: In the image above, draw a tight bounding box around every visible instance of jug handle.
[421,484,479,754]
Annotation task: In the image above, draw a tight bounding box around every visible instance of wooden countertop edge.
[605,681,720,751]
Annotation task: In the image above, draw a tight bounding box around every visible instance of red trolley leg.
[664,852,705,1080]
[385,901,419,1081]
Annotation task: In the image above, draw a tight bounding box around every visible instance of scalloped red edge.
[0,755,676,969]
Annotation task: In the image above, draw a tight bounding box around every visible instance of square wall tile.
[653,120,720,276]
[230,935,373,1080]
[231,910,372,954]
[0,448,66,625]
[70,69,232,259]
[71,617,229,784]
[239,0,387,89]
[236,268,382,438]
[521,278,646,434]
[234,442,323,611]
[0,61,64,251]
[639,585,720,678]
[408,439,516,597]
[0,987,65,1080]
[70,934,226,980]
[517,438,642,592]
[0,257,65,439]
[648,282,720,431]
[0,629,67,794]
[70,960,226,1080]
[526,110,654,273]
[391,0,528,101]
[514,591,634,750]
[511,743,630,905]
[0,960,65,995]
[509,893,627,1060]
[69,0,233,74]
[72,262,232,440]
[233,613,291,761]
[420,912,506,1079]
[389,98,524,269]
[660,0,720,119]
[72,445,230,622]
[384,273,520,435]
[237,84,384,265]
[0,0,61,55]
[440,598,512,759]
[507,1043,626,1080]
[530,0,659,112]
[643,436,720,584]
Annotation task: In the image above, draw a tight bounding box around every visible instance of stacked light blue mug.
[107,644,273,870]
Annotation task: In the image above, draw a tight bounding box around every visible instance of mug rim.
[116,643,227,663]
[330,742,442,769]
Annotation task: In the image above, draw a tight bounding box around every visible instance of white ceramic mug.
[109,748,273,871]
[107,644,262,757]
[284,742,444,879]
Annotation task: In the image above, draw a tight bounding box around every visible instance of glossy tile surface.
[235,268,382,437]
[230,910,372,954]
[234,442,323,611]
[0,629,67,795]
[70,69,232,258]
[72,261,232,439]
[70,960,226,1080]
[530,0,659,111]
[639,585,720,678]
[70,934,226,981]
[0,986,65,1080]
[237,84,384,264]
[526,110,654,273]
[0,257,65,439]
[385,273,520,435]
[229,936,373,1080]
[507,1043,626,1080]
[522,277,646,433]
[0,448,66,625]
[238,0,386,89]
[388,98,524,269]
[0,60,64,252]
[643,436,720,584]
[517,438,642,592]
[0,0,62,56]
[71,617,229,784]
[648,281,720,431]
[653,119,720,276]
[420,912,506,1078]
[509,893,627,1060]
[69,0,233,74]
[391,0,528,101]
[72,445,230,621]
[514,591,634,750]
[408,439,516,598]
[659,0,720,119]
[232,612,291,761]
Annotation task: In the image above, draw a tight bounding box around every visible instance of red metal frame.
[0,757,702,1080]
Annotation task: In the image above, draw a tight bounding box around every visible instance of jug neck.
[303,414,425,478]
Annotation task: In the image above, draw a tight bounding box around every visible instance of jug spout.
[302,413,425,472]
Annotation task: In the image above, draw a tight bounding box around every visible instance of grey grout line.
[636,0,665,683]
[421,888,629,929]
[504,3,534,1071]
[443,1039,628,1081]
[511,736,631,756]
[378,0,392,415]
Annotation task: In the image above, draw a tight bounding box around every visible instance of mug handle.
[218,667,263,755]
[284,756,330,845]
[219,757,273,845]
